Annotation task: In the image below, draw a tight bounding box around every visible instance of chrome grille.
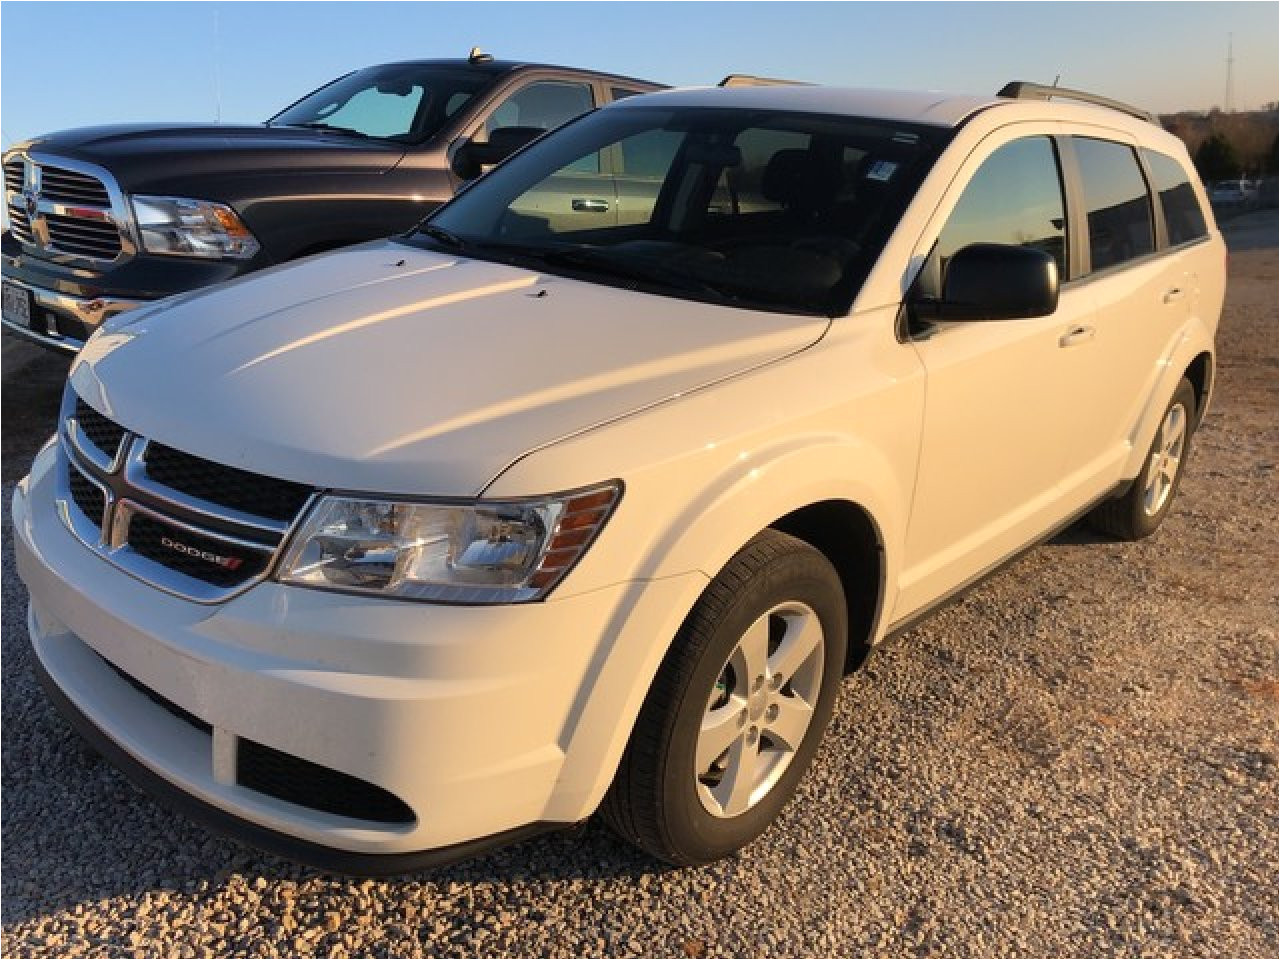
[38,164,111,206]
[3,152,128,263]
[46,211,122,259]
[58,392,316,602]
[3,158,23,193]
[7,207,35,244]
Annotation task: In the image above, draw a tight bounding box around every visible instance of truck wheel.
[1089,378,1198,541]
[602,530,847,865]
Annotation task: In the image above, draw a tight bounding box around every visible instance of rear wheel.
[602,530,847,865]
[1089,378,1197,540]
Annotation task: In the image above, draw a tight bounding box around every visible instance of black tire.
[1088,378,1198,540]
[602,529,847,865]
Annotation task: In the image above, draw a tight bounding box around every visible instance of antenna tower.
[1225,33,1234,112]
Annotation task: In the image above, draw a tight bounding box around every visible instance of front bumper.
[1,275,146,354]
[13,443,701,868]
[2,232,267,353]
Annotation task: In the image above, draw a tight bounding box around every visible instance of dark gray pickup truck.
[1,52,662,353]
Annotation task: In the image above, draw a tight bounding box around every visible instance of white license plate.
[2,282,31,328]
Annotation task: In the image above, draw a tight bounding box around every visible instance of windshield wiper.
[532,246,750,304]
[277,121,375,140]
[417,225,470,251]
[475,243,690,288]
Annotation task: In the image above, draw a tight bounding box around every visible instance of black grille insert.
[46,211,121,259]
[38,165,111,206]
[126,511,269,588]
[3,159,23,193]
[74,398,126,462]
[144,442,313,524]
[8,207,34,244]
[237,738,415,825]
[67,463,106,527]
[100,654,213,735]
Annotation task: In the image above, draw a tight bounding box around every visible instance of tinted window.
[486,81,599,173]
[919,136,1066,298]
[619,128,683,178]
[484,81,595,135]
[1143,149,1209,246]
[611,87,647,102]
[1074,138,1155,271]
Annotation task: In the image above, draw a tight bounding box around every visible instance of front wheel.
[1088,378,1198,540]
[602,530,847,865]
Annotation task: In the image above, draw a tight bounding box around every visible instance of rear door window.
[1073,137,1155,271]
[1142,149,1209,247]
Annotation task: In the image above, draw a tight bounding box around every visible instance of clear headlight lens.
[131,195,260,260]
[278,482,621,603]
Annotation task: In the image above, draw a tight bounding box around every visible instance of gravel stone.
[1,211,1276,957]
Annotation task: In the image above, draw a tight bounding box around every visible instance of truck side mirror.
[452,126,546,180]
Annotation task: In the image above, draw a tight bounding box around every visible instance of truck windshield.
[410,105,947,316]
[269,65,494,143]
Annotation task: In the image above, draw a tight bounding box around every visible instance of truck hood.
[71,240,828,496]
[18,123,405,189]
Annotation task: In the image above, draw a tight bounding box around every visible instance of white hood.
[71,241,828,496]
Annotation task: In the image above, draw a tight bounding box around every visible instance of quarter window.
[918,136,1067,299]
[1143,149,1209,247]
[1073,137,1155,271]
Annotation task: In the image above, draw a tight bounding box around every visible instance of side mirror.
[452,126,546,180]
[925,243,1060,321]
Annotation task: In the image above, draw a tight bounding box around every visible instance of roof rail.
[719,74,809,88]
[997,81,1157,124]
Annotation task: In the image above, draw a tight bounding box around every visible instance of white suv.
[13,81,1224,872]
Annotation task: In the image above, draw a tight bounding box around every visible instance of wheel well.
[1184,352,1213,427]
[771,500,882,673]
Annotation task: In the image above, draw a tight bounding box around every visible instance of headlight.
[278,482,621,603]
[131,195,260,260]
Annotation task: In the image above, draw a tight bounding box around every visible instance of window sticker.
[865,160,898,182]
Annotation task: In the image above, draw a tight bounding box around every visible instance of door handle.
[572,198,610,213]
[1162,287,1185,304]
[1058,325,1096,348]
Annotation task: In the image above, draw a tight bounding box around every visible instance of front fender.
[537,436,911,823]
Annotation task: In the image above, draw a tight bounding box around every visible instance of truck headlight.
[278,482,621,603]
[131,195,260,260]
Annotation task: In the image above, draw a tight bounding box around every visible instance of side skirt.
[880,480,1130,644]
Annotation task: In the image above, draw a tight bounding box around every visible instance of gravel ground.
[2,211,1276,957]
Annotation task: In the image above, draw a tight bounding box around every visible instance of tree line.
[1161,105,1279,182]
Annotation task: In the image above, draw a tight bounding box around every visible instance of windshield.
[408,105,948,315]
[269,65,495,142]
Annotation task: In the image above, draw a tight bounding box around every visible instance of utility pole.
[1224,33,1234,113]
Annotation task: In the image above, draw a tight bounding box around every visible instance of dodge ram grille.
[3,153,126,263]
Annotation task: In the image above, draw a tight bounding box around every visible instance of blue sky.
[1,1,1277,147]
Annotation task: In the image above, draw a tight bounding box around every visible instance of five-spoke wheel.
[603,530,847,865]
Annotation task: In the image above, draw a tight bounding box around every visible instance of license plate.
[2,282,31,328]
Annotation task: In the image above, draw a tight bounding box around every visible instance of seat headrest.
[761,149,843,211]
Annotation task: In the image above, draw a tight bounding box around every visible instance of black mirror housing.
[932,243,1060,321]
[452,126,546,180]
